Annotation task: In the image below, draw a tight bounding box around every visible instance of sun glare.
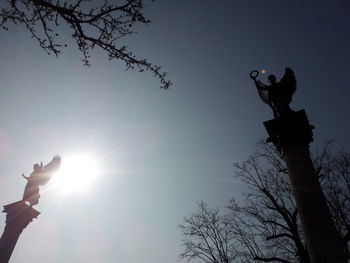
[51,154,99,194]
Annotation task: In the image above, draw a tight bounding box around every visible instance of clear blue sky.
[0,1,349,262]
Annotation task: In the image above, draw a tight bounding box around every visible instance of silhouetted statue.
[250,68,297,118]
[22,155,61,206]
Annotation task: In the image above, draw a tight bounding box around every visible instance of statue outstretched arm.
[250,70,272,107]
[250,70,269,90]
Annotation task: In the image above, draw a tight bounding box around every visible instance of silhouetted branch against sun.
[0,0,172,89]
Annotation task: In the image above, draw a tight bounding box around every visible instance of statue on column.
[0,155,61,263]
[250,67,297,118]
[22,155,61,206]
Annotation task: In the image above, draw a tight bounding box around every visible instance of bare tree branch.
[180,141,350,263]
[254,256,290,263]
[179,202,237,263]
[0,0,172,89]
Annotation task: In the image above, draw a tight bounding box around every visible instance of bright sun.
[50,154,99,194]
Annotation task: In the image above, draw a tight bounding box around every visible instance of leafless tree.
[179,201,238,263]
[227,141,310,263]
[313,142,350,258]
[180,141,350,263]
[0,0,171,89]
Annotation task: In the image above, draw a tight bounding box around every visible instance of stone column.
[264,110,347,263]
[0,201,40,263]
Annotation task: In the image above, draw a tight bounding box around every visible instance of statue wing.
[40,155,61,185]
[280,67,297,103]
[44,155,61,173]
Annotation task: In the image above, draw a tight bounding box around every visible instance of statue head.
[33,163,42,172]
[268,74,276,84]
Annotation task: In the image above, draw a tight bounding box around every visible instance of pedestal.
[0,201,40,263]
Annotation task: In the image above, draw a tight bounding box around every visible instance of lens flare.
[50,154,99,194]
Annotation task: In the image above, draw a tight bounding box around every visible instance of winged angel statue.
[250,68,297,118]
[22,155,61,206]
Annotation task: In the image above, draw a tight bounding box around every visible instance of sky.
[0,0,349,262]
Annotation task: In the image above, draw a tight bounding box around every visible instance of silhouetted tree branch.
[0,0,172,89]
[227,142,309,263]
[313,142,350,258]
[253,256,290,263]
[180,141,350,263]
[179,201,238,263]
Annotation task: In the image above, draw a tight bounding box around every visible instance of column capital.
[3,201,40,229]
[263,109,314,155]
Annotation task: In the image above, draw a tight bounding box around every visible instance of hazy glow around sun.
[50,153,100,194]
